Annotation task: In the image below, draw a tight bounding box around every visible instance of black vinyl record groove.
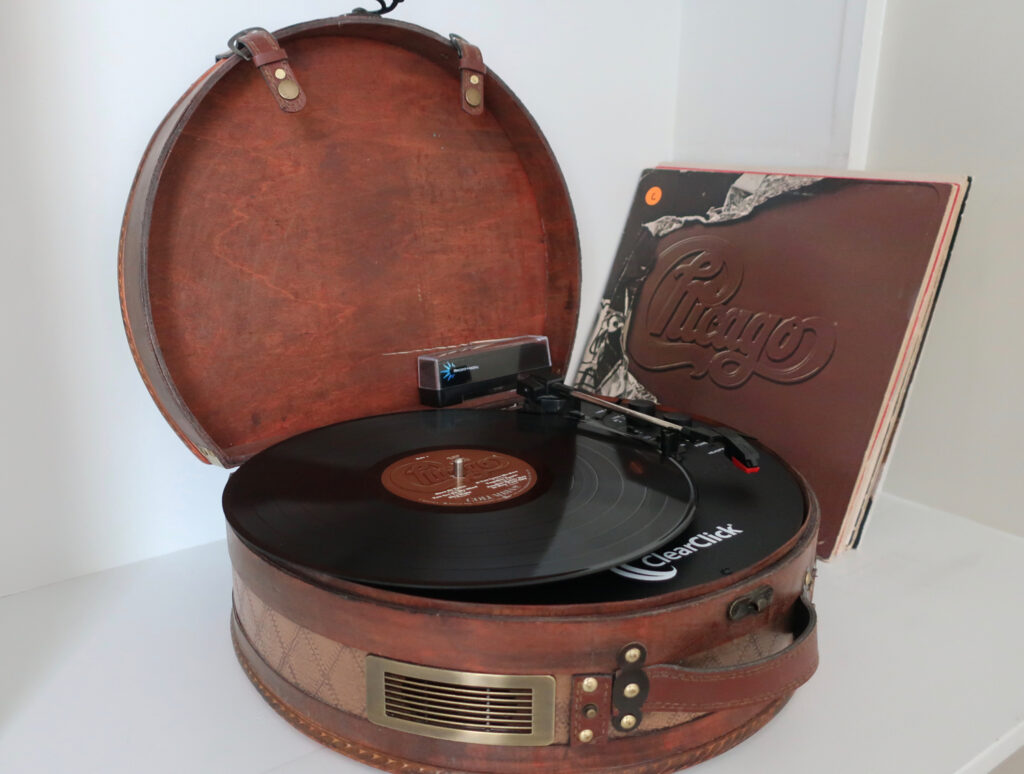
[425,431,808,605]
[224,410,697,589]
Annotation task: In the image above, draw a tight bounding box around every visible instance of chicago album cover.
[576,166,969,557]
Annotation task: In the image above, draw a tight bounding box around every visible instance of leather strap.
[640,595,818,713]
[570,675,613,745]
[451,34,486,116]
[236,29,306,113]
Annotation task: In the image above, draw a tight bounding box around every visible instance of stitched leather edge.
[231,610,793,774]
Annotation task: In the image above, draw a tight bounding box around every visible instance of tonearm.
[516,374,761,474]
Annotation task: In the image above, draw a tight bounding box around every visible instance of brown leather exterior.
[642,596,816,712]
[232,614,793,773]
[228,502,816,672]
[120,15,821,772]
[119,16,580,467]
[237,29,307,113]
[224,494,818,772]
[571,675,613,745]
[453,35,486,116]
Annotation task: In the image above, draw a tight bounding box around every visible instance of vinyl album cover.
[576,167,969,557]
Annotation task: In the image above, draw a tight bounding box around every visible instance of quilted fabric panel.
[233,572,366,715]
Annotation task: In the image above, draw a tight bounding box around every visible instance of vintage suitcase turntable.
[119,12,819,773]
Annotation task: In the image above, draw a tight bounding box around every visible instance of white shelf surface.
[1,492,1022,774]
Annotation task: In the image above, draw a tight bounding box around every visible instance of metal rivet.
[583,704,598,719]
[578,729,594,743]
[581,677,598,693]
[469,74,480,85]
[624,647,642,664]
[620,714,638,730]
[623,682,640,699]
[464,86,482,107]
[277,79,300,100]
[274,67,287,80]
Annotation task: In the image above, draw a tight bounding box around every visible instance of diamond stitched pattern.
[233,573,366,714]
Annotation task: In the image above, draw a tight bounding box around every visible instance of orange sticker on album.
[645,186,663,205]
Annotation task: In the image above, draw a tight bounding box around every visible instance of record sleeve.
[576,166,969,557]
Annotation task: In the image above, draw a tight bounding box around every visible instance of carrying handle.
[639,594,819,713]
[571,594,819,742]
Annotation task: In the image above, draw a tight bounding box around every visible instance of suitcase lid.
[119,16,580,467]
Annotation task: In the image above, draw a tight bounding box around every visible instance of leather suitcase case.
[119,13,819,773]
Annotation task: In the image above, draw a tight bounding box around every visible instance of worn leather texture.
[453,35,486,115]
[570,675,613,745]
[119,16,580,467]
[642,597,816,712]
[225,496,818,773]
[233,572,573,744]
[232,613,793,774]
[233,572,810,737]
[237,29,307,113]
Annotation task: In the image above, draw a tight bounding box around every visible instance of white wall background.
[673,1,869,168]
[862,0,1024,539]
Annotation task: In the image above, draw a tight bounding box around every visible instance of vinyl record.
[419,420,808,605]
[223,409,696,589]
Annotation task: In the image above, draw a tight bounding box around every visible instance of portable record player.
[119,11,819,773]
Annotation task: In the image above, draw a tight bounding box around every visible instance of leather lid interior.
[120,18,580,466]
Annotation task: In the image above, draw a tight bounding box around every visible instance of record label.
[381,449,538,507]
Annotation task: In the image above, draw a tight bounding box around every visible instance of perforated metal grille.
[366,656,555,746]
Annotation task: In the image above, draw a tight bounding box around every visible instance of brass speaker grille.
[366,655,556,746]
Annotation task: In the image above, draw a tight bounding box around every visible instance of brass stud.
[581,677,598,693]
[583,704,598,719]
[277,79,300,100]
[578,729,594,743]
[623,682,640,699]
[464,86,482,107]
[623,647,642,664]
[620,714,638,730]
[274,67,287,80]
[469,74,480,85]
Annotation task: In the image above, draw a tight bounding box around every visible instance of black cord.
[352,0,406,15]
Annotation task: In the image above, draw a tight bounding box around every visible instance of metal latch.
[727,585,774,621]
